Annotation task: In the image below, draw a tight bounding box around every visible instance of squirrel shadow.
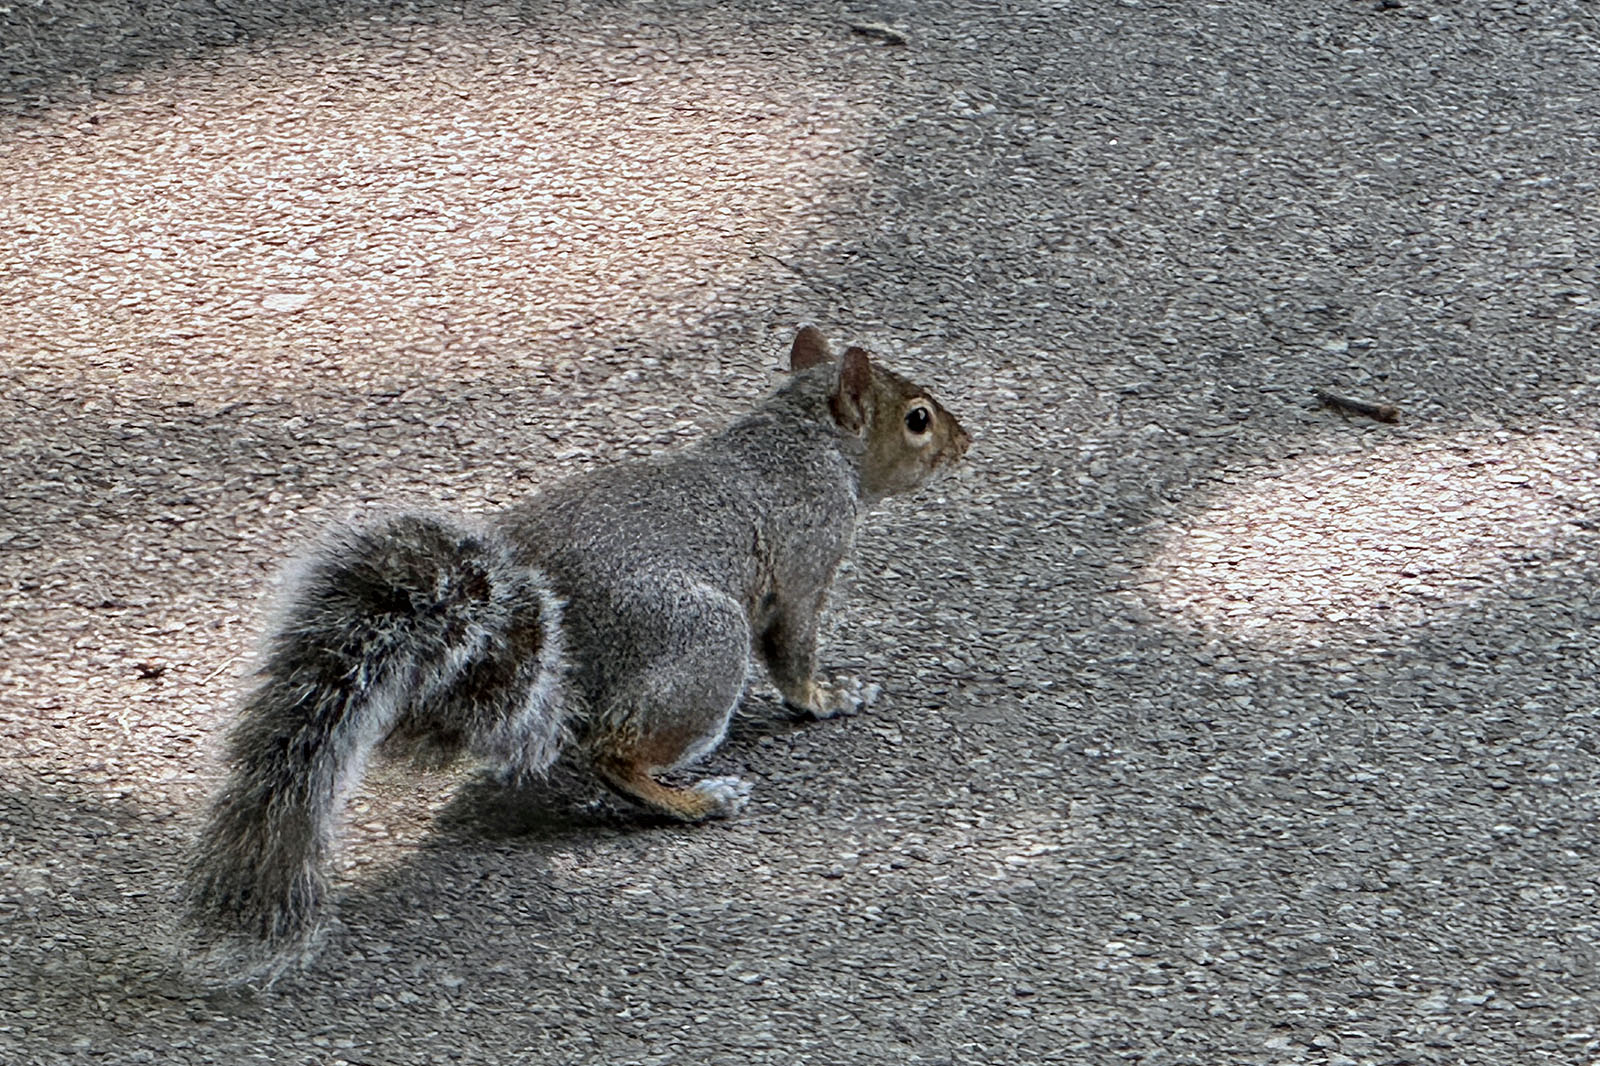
[428,691,811,844]
[316,693,817,985]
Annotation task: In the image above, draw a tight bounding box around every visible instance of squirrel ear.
[790,325,833,371]
[830,346,874,434]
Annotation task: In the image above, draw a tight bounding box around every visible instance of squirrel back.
[182,327,969,985]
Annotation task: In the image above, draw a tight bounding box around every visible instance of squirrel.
[181,326,971,985]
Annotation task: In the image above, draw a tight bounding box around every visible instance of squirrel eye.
[905,405,931,435]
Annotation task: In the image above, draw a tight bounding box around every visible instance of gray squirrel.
[182,326,971,984]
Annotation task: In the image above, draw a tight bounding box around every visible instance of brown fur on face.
[789,329,971,503]
[853,356,970,500]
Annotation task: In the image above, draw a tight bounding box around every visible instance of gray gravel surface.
[4,1,1599,1063]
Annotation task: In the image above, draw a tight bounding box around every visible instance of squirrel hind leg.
[593,754,752,821]
[592,675,752,816]
[583,579,753,820]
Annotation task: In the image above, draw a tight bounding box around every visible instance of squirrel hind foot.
[689,775,754,818]
[594,757,752,821]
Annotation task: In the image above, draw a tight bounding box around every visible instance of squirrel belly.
[182,515,565,985]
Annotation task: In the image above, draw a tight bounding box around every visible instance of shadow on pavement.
[6,0,435,107]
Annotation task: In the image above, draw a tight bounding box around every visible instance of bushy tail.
[182,515,565,985]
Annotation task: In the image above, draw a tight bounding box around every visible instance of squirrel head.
[790,325,971,501]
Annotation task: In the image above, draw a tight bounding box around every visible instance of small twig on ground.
[750,250,838,295]
[199,653,243,685]
[1313,388,1400,423]
[847,22,909,45]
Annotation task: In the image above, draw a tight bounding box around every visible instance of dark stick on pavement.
[1313,389,1400,423]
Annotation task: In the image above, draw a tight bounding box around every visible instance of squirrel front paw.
[691,775,754,818]
[785,675,882,721]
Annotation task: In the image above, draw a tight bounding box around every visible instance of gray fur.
[182,516,566,985]
[183,336,969,986]
[495,365,865,754]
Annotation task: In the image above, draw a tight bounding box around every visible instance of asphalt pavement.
[3,1,1598,1063]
